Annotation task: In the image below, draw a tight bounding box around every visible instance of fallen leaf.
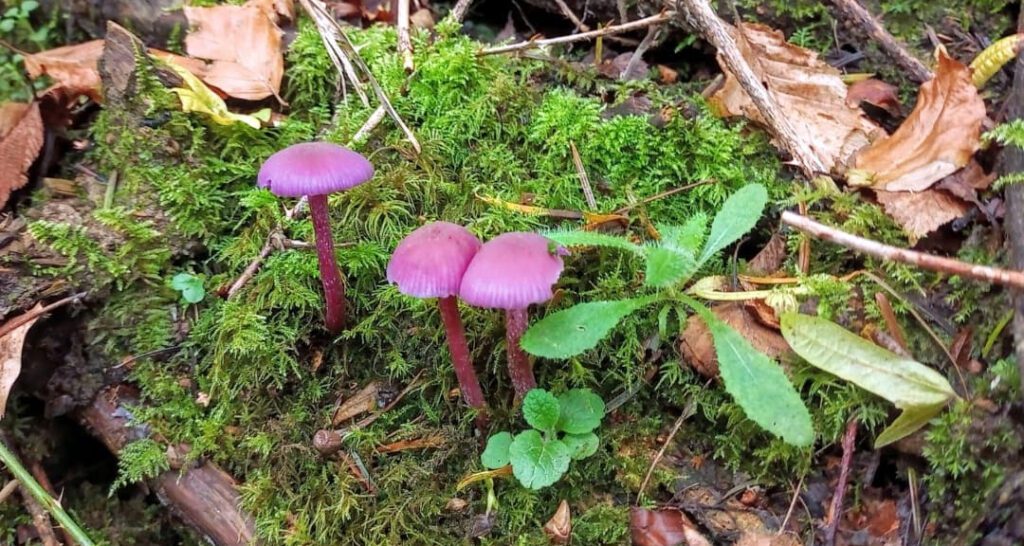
[375,434,446,453]
[183,1,287,101]
[657,64,679,84]
[846,78,901,116]
[410,8,435,29]
[708,23,881,172]
[247,0,295,20]
[164,60,270,128]
[331,381,381,426]
[23,40,105,102]
[630,507,711,546]
[680,302,790,378]
[874,188,970,240]
[0,305,43,419]
[734,531,802,546]
[849,49,986,191]
[543,500,571,545]
[747,232,787,275]
[0,102,44,209]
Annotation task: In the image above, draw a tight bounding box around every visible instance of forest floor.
[1,0,1023,544]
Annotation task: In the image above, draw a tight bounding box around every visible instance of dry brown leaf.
[183,2,286,101]
[747,231,787,275]
[0,102,44,209]
[708,23,881,172]
[0,305,42,419]
[543,500,571,545]
[331,381,381,426]
[850,49,986,191]
[247,0,295,20]
[680,303,791,378]
[23,40,105,102]
[846,78,901,116]
[375,434,445,453]
[875,189,970,240]
[734,531,802,546]
[629,507,690,546]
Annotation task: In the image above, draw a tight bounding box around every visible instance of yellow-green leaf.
[163,60,265,129]
[874,402,947,448]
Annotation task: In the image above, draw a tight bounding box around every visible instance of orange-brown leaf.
[679,302,791,378]
[23,40,105,102]
[874,188,970,240]
[0,102,44,209]
[0,305,43,419]
[183,3,285,101]
[708,23,882,172]
[846,78,901,116]
[850,49,986,191]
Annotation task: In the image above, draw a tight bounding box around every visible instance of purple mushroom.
[387,222,487,413]
[459,232,566,400]
[258,142,374,333]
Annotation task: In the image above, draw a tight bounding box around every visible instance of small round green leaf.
[562,432,599,460]
[508,430,571,490]
[557,389,605,434]
[481,432,513,469]
[522,389,560,432]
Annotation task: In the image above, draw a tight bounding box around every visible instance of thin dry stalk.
[823,419,858,546]
[0,479,17,504]
[622,25,660,80]
[297,0,369,106]
[826,0,932,82]
[0,292,85,339]
[779,475,805,535]
[569,141,596,209]
[673,0,827,176]
[397,0,414,72]
[781,211,1024,289]
[553,0,590,31]
[636,398,697,503]
[481,11,673,55]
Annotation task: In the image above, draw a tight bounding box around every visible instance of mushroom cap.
[257,142,374,198]
[459,232,566,309]
[387,222,483,299]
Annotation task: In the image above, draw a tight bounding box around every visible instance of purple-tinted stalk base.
[437,296,487,416]
[505,308,536,400]
[308,194,346,333]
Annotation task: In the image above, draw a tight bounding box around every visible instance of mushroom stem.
[504,308,536,400]
[308,194,346,333]
[437,296,487,412]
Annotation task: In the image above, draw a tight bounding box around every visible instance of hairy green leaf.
[542,230,642,254]
[562,432,599,460]
[659,212,707,254]
[522,389,560,432]
[690,300,813,446]
[698,184,768,264]
[481,432,513,469]
[521,297,655,358]
[508,430,571,490]
[557,389,605,434]
[780,313,957,409]
[644,247,696,288]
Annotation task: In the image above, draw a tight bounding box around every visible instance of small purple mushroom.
[258,142,374,333]
[459,232,566,400]
[387,222,487,413]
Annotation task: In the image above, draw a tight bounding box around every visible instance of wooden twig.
[569,141,596,210]
[782,211,1024,289]
[779,475,805,535]
[636,398,697,503]
[226,107,386,298]
[0,479,18,504]
[481,11,673,55]
[0,292,85,339]
[673,0,826,176]
[823,419,858,546]
[397,0,414,72]
[553,0,590,32]
[621,24,660,80]
[31,461,77,546]
[21,487,61,546]
[448,0,474,23]
[1001,9,1024,401]
[826,0,932,83]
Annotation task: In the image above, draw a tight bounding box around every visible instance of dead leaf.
[247,0,295,20]
[849,49,986,191]
[630,507,710,546]
[734,531,802,546]
[657,64,679,84]
[874,188,970,240]
[375,434,445,453]
[0,102,44,209]
[708,23,882,172]
[747,232,787,275]
[23,40,105,102]
[0,304,42,419]
[543,500,571,545]
[183,2,286,101]
[846,78,901,116]
[164,60,270,128]
[331,382,381,426]
[680,303,791,378]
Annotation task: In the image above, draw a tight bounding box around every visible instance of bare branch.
[481,11,673,55]
[397,0,414,72]
[826,0,933,82]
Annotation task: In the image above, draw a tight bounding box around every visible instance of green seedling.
[170,272,205,304]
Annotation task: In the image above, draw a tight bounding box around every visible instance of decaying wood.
[782,211,1024,289]
[826,0,933,83]
[79,385,258,546]
[1002,10,1024,400]
[673,0,827,176]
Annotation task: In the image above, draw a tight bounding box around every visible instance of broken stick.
[826,0,933,83]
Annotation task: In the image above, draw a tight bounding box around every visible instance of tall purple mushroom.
[387,222,487,413]
[258,142,374,333]
[459,232,566,400]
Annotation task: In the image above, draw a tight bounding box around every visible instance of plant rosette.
[481,388,604,490]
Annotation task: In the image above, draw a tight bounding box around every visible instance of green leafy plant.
[779,313,958,447]
[481,388,605,489]
[170,272,205,304]
[521,184,814,447]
